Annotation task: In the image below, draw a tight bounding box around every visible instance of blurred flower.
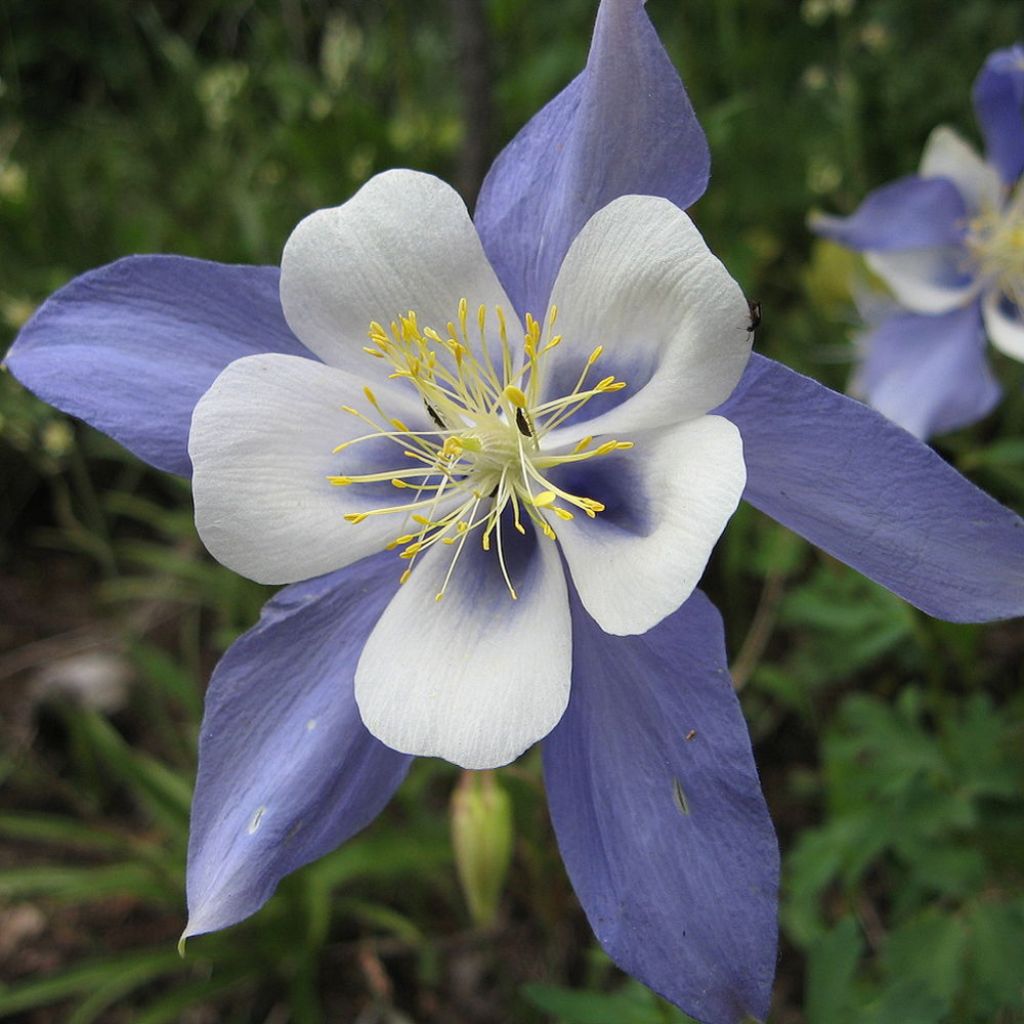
[5,3,1024,1024]
[0,161,27,203]
[812,45,1024,438]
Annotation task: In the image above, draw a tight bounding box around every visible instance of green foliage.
[522,978,700,1023]
[785,689,1024,1023]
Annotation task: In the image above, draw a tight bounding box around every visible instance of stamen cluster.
[328,300,632,599]
[967,188,1024,310]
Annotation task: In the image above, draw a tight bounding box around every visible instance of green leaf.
[966,900,1024,1015]
[520,981,698,1024]
[805,916,864,1024]
[0,950,181,1016]
[0,863,175,904]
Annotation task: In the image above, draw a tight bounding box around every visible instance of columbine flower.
[812,45,1024,438]
[5,4,1024,1024]
[189,169,751,768]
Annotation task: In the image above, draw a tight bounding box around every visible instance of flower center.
[329,299,632,600]
[966,187,1024,310]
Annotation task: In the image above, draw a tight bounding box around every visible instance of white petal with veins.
[281,170,520,375]
[355,530,571,768]
[541,195,751,443]
[190,353,437,584]
[556,416,746,636]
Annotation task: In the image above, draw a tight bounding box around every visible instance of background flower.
[812,45,1024,438]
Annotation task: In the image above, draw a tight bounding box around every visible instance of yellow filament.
[329,300,632,598]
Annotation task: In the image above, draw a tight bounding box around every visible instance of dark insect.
[425,401,446,429]
[746,300,762,333]
[515,407,534,438]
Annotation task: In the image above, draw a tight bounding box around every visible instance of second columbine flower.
[813,45,1024,438]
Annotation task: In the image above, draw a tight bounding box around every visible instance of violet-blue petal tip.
[809,175,968,252]
[545,591,779,1024]
[718,355,1024,624]
[4,256,308,477]
[475,0,710,318]
[184,554,411,938]
[972,44,1024,185]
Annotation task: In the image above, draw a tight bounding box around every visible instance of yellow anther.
[442,437,465,459]
[504,385,528,408]
[400,569,412,584]
[340,299,634,599]
[340,406,358,416]
[615,441,634,450]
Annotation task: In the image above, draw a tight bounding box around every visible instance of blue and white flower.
[6,4,1024,1024]
[190,171,752,769]
[813,45,1024,438]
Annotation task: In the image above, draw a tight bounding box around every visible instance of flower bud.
[450,770,513,928]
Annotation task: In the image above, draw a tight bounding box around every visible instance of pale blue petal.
[810,176,968,251]
[544,590,778,1024]
[475,0,708,318]
[185,554,411,937]
[4,256,309,476]
[854,303,999,439]
[717,355,1024,622]
[973,45,1024,185]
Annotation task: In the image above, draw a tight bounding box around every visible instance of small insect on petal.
[747,300,762,333]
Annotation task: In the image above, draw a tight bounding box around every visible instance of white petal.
[190,353,434,584]
[280,170,519,372]
[865,247,980,314]
[919,126,1003,213]
[540,195,751,442]
[983,288,1024,361]
[355,527,571,769]
[556,416,745,636]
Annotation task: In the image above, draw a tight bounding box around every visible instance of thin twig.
[730,574,786,691]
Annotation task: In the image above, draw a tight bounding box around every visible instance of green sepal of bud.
[450,769,514,928]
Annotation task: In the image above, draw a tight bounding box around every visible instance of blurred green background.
[1,0,1023,1021]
